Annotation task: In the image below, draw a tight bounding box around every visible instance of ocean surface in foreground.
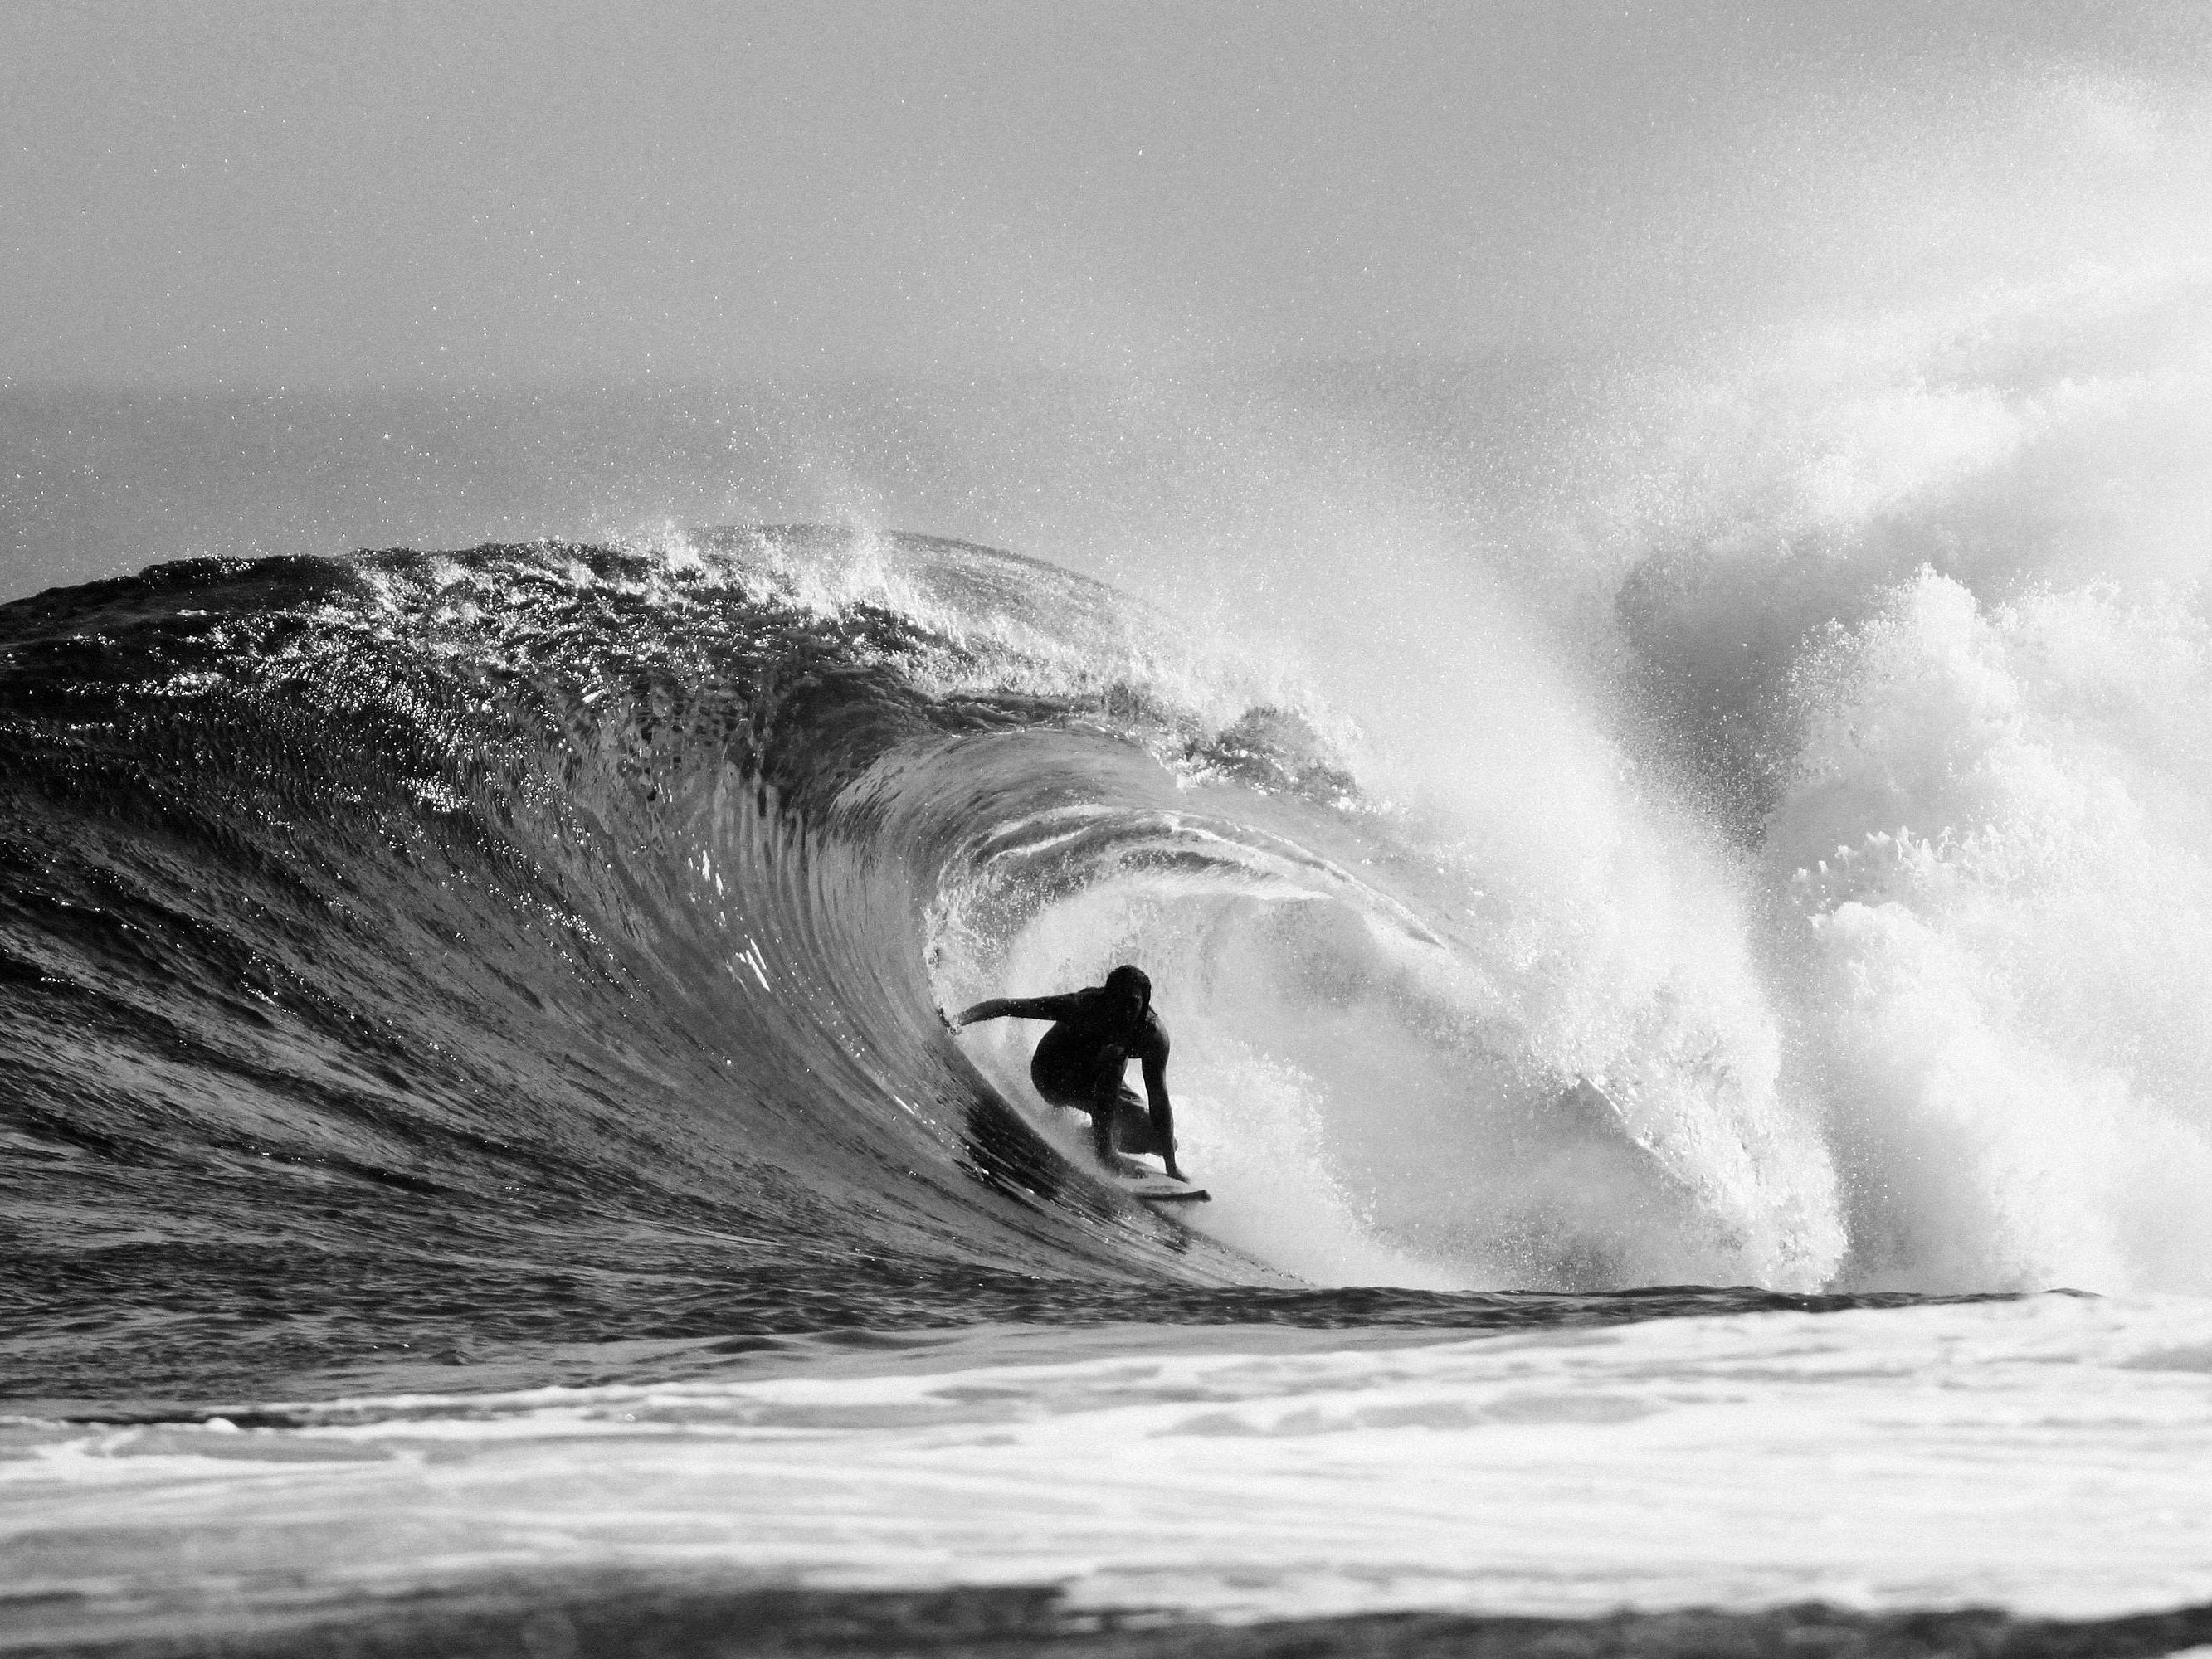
[9,1292,2212,1652]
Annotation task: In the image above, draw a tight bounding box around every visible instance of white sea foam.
[1766,574,2212,1292]
[7,1296,2210,1637]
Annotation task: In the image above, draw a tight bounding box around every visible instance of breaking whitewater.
[7,528,2212,1653]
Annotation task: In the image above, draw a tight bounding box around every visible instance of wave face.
[3,528,1899,1404]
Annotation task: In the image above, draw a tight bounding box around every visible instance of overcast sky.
[7,2,2205,388]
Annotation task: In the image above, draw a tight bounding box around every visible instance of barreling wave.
[2,528,1907,1407]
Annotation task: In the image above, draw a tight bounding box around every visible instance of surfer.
[949,965,1184,1181]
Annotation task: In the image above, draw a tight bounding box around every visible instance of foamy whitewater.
[12,246,2212,1644]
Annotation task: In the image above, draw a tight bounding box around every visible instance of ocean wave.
[0,527,1967,1404]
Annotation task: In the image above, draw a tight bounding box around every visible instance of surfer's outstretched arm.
[950,994,1080,1029]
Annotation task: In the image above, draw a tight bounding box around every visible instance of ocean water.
[8,363,2212,1648]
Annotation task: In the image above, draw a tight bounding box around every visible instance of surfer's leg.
[1087,1046,1133,1160]
[1110,1088,1158,1155]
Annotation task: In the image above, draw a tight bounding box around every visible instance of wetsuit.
[953,986,1176,1169]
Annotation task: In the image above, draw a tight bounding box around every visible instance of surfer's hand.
[938,1007,960,1033]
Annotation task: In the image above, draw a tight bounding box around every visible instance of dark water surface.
[15,1574,2211,1659]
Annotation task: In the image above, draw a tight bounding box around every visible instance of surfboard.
[1117,1173,1211,1203]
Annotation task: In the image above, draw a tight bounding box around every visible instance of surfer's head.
[1104,964,1151,1024]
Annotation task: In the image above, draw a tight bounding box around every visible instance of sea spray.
[1767,572,2212,1291]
